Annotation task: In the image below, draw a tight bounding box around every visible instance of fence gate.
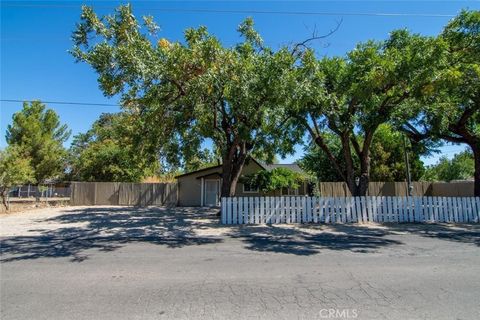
[221,196,480,225]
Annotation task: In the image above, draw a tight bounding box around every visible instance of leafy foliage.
[290,27,443,195]
[299,133,344,182]
[69,7,479,196]
[300,125,426,182]
[0,146,35,209]
[6,101,70,184]
[241,167,305,194]
[71,5,300,196]
[68,113,158,182]
[183,148,219,173]
[422,151,474,182]
[403,10,480,195]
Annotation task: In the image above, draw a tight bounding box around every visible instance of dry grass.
[142,175,177,183]
[0,198,70,214]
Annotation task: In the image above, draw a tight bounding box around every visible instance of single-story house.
[176,158,309,206]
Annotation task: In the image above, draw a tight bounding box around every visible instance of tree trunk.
[221,164,242,197]
[1,189,9,211]
[341,133,359,197]
[311,129,373,197]
[220,144,248,198]
[472,144,480,197]
[357,153,370,197]
[35,183,41,206]
[344,170,357,197]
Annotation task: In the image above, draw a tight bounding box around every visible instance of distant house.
[175,158,308,206]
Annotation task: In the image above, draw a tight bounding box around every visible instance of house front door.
[204,180,220,206]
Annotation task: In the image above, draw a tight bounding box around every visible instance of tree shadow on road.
[0,206,223,263]
[224,222,480,255]
[226,224,403,255]
[383,223,480,246]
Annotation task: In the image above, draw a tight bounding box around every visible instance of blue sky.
[1,1,477,165]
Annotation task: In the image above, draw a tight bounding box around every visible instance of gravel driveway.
[1,206,479,320]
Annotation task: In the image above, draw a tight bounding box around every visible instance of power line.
[0,99,120,107]
[1,3,457,18]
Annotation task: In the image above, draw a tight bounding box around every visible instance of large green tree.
[403,10,480,196]
[422,150,474,182]
[300,124,426,182]
[290,30,442,196]
[68,113,158,182]
[71,5,299,196]
[0,146,35,210]
[6,101,70,190]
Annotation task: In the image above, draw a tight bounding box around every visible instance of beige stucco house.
[176,158,309,207]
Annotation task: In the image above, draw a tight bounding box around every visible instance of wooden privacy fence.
[70,182,177,206]
[317,181,474,197]
[221,196,480,225]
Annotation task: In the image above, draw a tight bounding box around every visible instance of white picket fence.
[221,196,480,225]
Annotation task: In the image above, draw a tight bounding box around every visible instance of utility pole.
[403,134,413,196]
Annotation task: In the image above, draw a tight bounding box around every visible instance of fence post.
[301,196,306,223]
[475,197,480,223]
[251,197,256,224]
[413,197,419,222]
[254,197,260,224]
[70,183,75,205]
[467,197,473,222]
[93,182,97,206]
[232,197,238,224]
[221,197,227,224]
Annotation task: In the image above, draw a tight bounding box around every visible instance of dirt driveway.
[1,206,479,320]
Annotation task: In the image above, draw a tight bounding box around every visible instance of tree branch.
[291,19,342,57]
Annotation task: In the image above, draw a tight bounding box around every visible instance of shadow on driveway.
[1,206,478,262]
[0,207,223,263]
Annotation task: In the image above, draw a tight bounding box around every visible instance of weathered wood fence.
[317,181,474,197]
[70,182,177,206]
[221,196,480,224]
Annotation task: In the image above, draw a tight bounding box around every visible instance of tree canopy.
[68,113,158,182]
[422,151,475,182]
[68,6,480,196]
[290,30,442,195]
[71,5,299,196]
[402,10,480,195]
[6,101,70,186]
[299,124,426,182]
[0,146,35,210]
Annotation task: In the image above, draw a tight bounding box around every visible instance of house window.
[243,183,259,193]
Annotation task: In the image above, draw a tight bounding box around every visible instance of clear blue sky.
[1,1,477,165]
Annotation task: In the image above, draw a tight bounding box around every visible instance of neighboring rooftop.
[263,163,304,174]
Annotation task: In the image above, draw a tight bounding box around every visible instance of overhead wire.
[0,3,457,18]
[0,99,121,107]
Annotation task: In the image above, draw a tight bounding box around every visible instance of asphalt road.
[1,206,479,320]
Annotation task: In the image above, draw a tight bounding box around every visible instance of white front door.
[204,180,220,206]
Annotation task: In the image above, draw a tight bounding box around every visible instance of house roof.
[175,164,222,178]
[175,157,304,179]
[263,163,305,174]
